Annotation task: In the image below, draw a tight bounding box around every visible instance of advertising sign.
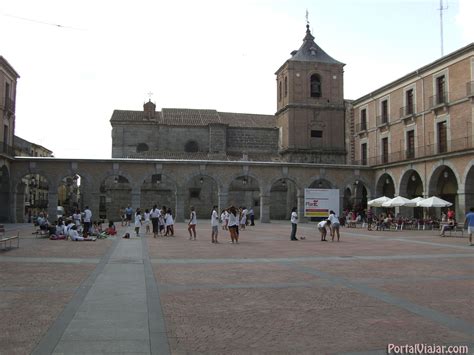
[304,188,340,218]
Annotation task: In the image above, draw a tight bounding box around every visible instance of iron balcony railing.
[467,81,474,97]
[355,121,367,132]
[352,135,472,166]
[399,105,415,118]
[376,114,389,126]
[0,143,15,156]
[428,91,449,108]
[3,97,15,113]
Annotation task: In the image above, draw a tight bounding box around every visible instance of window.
[361,143,367,165]
[382,137,389,164]
[407,130,415,159]
[310,74,321,98]
[311,130,323,138]
[284,76,288,97]
[438,121,447,153]
[406,89,414,115]
[136,143,149,153]
[436,75,446,104]
[360,109,367,130]
[5,82,10,101]
[279,81,282,101]
[185,140,199,153]
[381,100,388,123]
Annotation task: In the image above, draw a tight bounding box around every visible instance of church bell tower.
[275,24,346,163]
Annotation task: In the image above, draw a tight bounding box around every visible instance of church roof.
[110,108,276,128]
[288,25,344,66]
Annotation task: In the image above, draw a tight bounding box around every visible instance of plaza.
[0,222,472,354]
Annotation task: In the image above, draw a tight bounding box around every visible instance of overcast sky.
[2,0,473,159]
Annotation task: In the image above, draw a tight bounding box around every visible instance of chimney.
[143,100,156,118]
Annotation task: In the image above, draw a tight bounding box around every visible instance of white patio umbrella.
[416,196,453,208]
[410,197,425,205]
[367,196,391,207]
[382,196,416,207]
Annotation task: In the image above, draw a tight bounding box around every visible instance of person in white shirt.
[134,209,142,237]
[143,209,151,234]
[83,206,92,236]
[240,207,248,230]
[317,219,331,241]
[69,225,96,241]
[290,207,298,241]
[150,205,161,238]
[188,206,197,240]
[227,206,239,244]
[73,209,82,227]
[328,210,341,241]
[211,205,219,243]
[165,208,174,236]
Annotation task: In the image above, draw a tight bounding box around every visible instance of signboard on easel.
[304,188,340,218]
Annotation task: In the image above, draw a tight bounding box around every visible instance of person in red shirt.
[447,208,455,220]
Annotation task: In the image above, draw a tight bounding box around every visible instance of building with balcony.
[350,43,473,221]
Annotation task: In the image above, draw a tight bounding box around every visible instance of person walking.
[134,209,142,237]
[143,209,151,234]
[464,207,474,246]
[248,207,255,226]
[83,206,92,236]
[125,205,133,226]
[227,206,239,244]
[328,210,341,241]
[290,207,298,241]
[211,205,219,243]
[188,206,197,240]
[150,204,160,238]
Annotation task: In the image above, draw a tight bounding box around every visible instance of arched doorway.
[184,175,218,219]
[466,166,474,213]
[270,178,297,220]
[428,166,458,215]
[0,166,10,222]
[58,174,82,217]
[228,176,260,219]
[100,175,132,222]
[309,179,332,189]
[376,173,395,198]
[343,187,352,212]
[140,174,177,216]
[16,173,49,223]
[352,181,368,213]
[399,170,423,218]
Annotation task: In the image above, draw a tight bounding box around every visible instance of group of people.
[290,208,342,242]
[35,206,117,241]
[121,205,175,238]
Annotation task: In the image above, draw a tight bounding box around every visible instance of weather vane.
[306,9,309,26]
[147,92,153,101]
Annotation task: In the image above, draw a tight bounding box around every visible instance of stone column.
[131,189,141,210]
[47,192,58,221]
[218,192,228,213]
[175,191,185,222]
[456,187,465,222]
[89,192,101,222]
[260,194,270,223]
[297,193,307,223]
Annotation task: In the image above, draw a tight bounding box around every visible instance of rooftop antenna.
[439,0,448,57]
[305,9,309,26]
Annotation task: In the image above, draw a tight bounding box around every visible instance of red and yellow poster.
[304,188,340,218]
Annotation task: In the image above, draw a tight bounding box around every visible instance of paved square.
[0,222,472,354]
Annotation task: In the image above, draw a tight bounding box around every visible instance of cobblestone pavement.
[0,222,472,354]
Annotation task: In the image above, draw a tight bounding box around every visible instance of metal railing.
[399,105,415,118]
[355,121,367,132]
[376,115,389,126]
[0,143,15,156]
[2,97,15,113]
[428,91,449,108]
[352,135,472,166]
[467,81,474,97]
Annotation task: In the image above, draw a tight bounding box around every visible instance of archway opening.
[376,174,395,198]
[466,166,474,213]
[270,178,297,220]
[100,175,131,222]
[400,170,423,218]
[57,174,82,218]
[428,166,458,216]
[228,176,260,219]
[184,175,218,219]
[16,173,49,223]
[140,174,177,217]
[0,166,10,222]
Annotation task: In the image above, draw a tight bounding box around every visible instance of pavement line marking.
[0,287,78,292]
[31,237,120,355]
[151,253,473,264]
[340,230,473,250]
[158,281,320,292]
[0,256,100,264]
[287,264,474,337]
[142,236,171,355]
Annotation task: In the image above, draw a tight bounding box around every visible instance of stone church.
[111,25,348,164]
